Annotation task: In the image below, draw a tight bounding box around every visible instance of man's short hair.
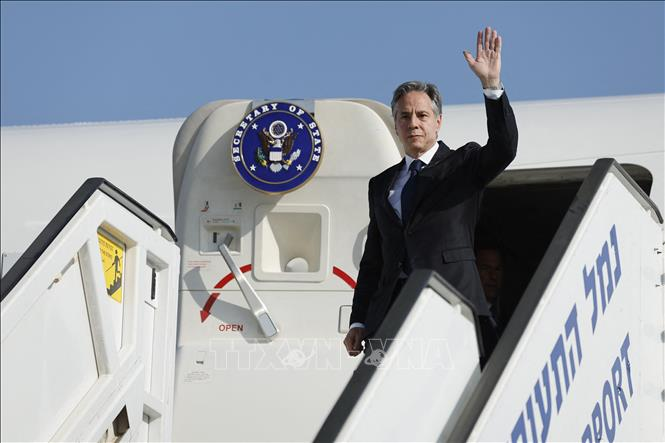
[391,81,443,119]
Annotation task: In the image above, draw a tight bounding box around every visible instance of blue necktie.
[401,159,424,224]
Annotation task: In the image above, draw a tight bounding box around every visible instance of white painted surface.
[0,189,180,442]
[2,95,662,272]
[254,203,330,282]
[172,99,399,441]
[468,170,664,442]
[337,287,481,442]
[0,119,181,264]
[0,255,98,442]
[443,94,664,211]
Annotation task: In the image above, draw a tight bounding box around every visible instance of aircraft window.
[475,163,652,332]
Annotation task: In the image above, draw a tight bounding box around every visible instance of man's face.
[477,248,503,303]
[394,91,442,157]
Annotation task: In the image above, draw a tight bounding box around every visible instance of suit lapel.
[378,142,455,228]
[378,159,404,226]
[423,140,453,171]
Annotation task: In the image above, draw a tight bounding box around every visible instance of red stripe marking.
[214,264,252,289]
[200,264,252,322]
[333,266,356,289]
[201,264,355,323]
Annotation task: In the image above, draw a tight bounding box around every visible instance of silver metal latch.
[218,234,279,339]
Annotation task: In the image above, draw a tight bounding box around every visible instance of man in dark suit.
[476,244,506,332]
[344,27,518,359]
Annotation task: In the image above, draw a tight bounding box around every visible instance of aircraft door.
[171,98,402,441]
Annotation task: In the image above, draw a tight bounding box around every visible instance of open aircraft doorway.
[477,163,654,332]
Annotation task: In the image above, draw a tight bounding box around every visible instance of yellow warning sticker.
[98,231,124,303]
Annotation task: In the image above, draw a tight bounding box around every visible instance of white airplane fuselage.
[2,94,662,273]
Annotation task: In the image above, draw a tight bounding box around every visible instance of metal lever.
[218,234,279,339]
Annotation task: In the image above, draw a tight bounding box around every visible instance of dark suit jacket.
[351,93,518,336]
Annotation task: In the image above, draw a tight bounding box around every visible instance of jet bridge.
[317,159,665,442]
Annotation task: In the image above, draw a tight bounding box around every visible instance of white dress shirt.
[349,87,504,332]
[388,144,439,219]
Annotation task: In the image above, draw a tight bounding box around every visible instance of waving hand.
[464,27,502,89]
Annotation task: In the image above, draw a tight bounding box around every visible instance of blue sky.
[1,1,663,125]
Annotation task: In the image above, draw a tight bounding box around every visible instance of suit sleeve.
[473,92,519,185]
[350,179,383,325]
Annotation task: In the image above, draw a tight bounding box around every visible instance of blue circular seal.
[231,102,323,194]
